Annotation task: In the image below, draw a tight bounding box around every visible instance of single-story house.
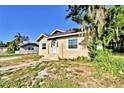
[0,46,7,53]
[36,28,88,60]
[19,41,39,54]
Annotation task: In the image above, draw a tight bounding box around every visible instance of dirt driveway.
[0,55,41,73]
[0,56,21,61]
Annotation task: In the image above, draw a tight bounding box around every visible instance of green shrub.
[87,37,112,62]
[94,55,124,79]
[94,49,112,62]
[88,37,99,60]
[74,56,89,63]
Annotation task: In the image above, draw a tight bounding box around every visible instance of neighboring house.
[19,41,39,54]
[36,29,88,59]
[0,46,7,53]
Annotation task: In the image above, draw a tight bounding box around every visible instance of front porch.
[40,54,59,61]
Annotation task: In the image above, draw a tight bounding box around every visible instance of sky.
[0,5,79,43]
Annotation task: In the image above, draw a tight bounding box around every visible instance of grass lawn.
[94,54,124,79]
[0,54,124,88]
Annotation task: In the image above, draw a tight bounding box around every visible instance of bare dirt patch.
[0,56,21,61]
[0,55,41,67]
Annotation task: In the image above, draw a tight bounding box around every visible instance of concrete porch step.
[41,54,59,61]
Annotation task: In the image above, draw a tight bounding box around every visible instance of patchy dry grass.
[0,58,124,88]
[0,54,124,88]
[0,55,42,67]
[0,53,21,57]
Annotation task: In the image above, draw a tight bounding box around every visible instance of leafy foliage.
[0,41,7,47]
[66,5,108,59]
[7,33,30,53]
[66,5,124,59]
[103,5,124,52]
[94,49,112,62]
[88,37,99,60]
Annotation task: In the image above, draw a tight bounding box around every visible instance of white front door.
[52,40,58,54]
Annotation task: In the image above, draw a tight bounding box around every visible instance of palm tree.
[14,33,23,44]
[66,5,107,47]
[103,5,124,52]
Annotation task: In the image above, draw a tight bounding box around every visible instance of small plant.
[74,56,89,63]
[94,49,112,62]
[88,37,99,60]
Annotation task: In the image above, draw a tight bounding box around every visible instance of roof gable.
[50,29,65,36]
[36,28,82,41]
[36,33,48,42]
[48,28,82,39]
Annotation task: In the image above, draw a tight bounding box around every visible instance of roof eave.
[36,33,48,42]
[20,43,39,47]
[48,32,82,39]
[50,29,65,35]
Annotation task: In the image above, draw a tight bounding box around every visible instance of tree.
[66,5,107,58]
[7,33,30,53]
[66,5,107,44]
[66,5,92,52]
[66,5,124,59]
[7,41,16,53]
[103,5,124,52]
[0,41,6,47]
[14,33,30,50]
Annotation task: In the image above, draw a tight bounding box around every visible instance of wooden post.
[48,42,49,55]
[62,42,63,58]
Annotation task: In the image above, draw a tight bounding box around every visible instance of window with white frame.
[42,43,46,49]
[28,47,34,50]
[68,38,78,49]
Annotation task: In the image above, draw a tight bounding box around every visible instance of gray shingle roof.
[20,41,39,47]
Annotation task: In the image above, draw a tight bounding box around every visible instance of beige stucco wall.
[38,37,49,56]
[38,35,88,59]
[48,35,88,59]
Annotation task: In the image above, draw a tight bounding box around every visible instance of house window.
[28,47,34,50]
[28,47,31,50]
[42,43,46,49]
[68,38,78,49]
